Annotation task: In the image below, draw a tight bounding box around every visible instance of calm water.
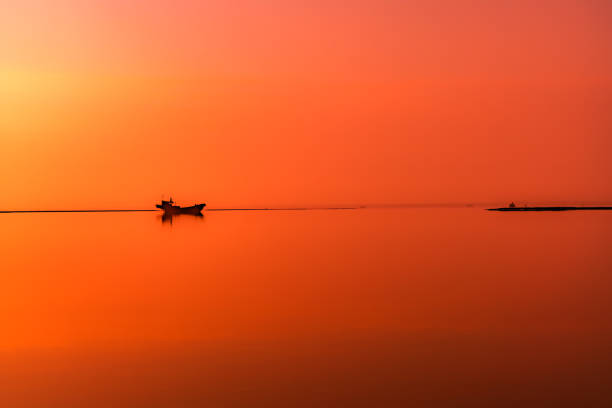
[1,208,611,407]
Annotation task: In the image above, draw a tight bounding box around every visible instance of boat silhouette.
[156,198,206,214]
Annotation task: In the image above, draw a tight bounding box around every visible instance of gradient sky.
[1,0,610,209]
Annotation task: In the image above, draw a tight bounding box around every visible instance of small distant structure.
[509,202,516,208]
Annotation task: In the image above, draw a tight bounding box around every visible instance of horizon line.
[0,207,359,214]
[2,201,612,214]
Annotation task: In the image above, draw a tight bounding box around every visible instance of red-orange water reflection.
[1,208,611,406]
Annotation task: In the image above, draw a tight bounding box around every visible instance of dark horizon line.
[0,207,359,214]
[0,209,157,214]
[2,201,612,214]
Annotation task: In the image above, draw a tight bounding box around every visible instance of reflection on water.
[160,212,204,225]
[0,208,611,407]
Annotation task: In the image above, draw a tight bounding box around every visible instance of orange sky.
[1,0,611,209]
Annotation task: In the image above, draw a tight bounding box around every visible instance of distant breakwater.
[487,207,612,212]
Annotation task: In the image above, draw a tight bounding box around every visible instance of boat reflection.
[160,212,204,225]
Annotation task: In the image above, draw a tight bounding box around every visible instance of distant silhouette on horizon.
[156,198,206,215]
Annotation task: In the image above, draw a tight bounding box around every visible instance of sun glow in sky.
[1,0,611,209]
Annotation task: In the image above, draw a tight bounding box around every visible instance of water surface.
[1,208,611,407]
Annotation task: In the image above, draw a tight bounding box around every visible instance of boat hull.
[156,203,206,214]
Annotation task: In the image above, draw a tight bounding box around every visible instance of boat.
[156,198,206,214]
